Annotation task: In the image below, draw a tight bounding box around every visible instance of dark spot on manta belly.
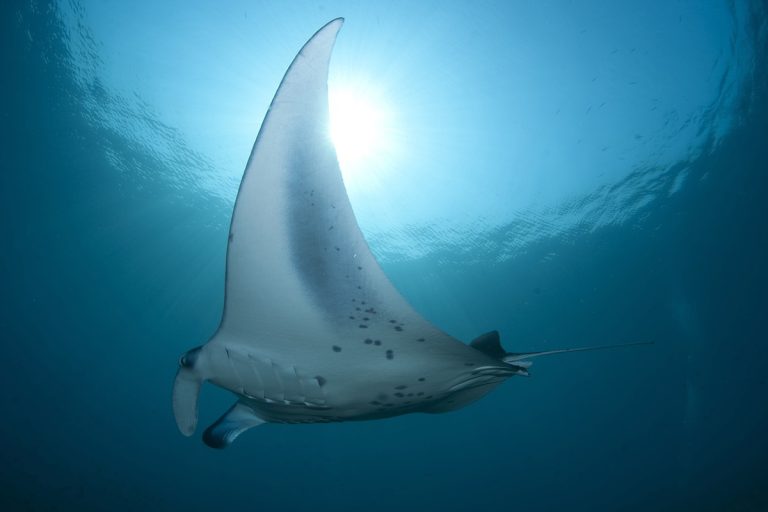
[394,392,404,398]
[363,317,370,321]
[386,350,394,360]
[389,319,396,323]
[417,337,425,342]
[374,340,382,346]
[364,338,373,344]
[315,376,327,386]
[395,385,407,390]
[359,324,368,329]
[394,326,403,332]
[332,346,342,352]
[418,377,426,382]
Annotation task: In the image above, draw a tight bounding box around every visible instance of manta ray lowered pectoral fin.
[172,18,651,449]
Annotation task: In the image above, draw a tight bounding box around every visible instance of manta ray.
[173,18,648,448]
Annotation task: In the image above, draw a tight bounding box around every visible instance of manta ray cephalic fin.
[203,401,266,449]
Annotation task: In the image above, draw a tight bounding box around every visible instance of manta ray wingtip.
[316,17,344,37]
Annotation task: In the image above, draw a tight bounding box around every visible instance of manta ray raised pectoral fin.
[216,17,463,351]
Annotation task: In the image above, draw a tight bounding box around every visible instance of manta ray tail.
[172,346,206,436]
[470,331,652,370]
[502,341,654,364]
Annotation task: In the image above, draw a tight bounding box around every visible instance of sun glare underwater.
[329,84,394,176]
[3,1,768,511]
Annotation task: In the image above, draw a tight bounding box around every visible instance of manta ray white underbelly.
[172,18,649,449]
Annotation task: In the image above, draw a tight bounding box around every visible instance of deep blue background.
[2,1,767,511]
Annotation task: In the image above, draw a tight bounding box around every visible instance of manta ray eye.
[179,347,201,368]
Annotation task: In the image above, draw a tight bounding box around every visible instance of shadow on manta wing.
[171,18,653,449]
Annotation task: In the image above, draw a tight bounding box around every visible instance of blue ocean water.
[2,1,767,510]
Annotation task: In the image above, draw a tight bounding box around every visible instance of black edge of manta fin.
[469,330,507,359]
[203,401,266,449]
